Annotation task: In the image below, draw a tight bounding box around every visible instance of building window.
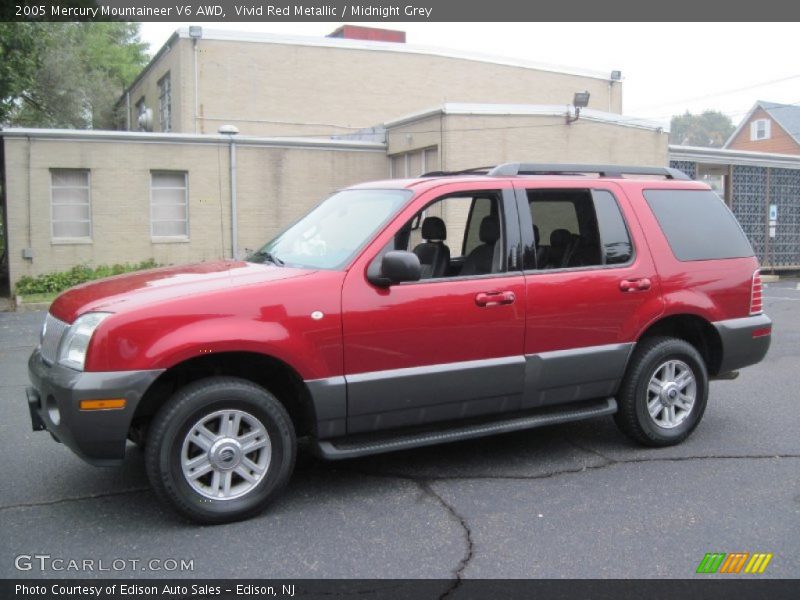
[158,73,171,132]
[151,171,188,238]
[135,97,147,131]
[51,169,91,240]
[750,119,771,141]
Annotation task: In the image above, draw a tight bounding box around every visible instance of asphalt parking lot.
[1,282,798,581]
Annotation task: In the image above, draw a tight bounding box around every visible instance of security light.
[566,91,591,124]
[610,70,622,81]
[188,26,203,39]
[573,91,591,108]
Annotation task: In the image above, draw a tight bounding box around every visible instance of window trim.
[150,170,189,240]
[50,168,92,242]
[157,72,171,132]
[750,118,771,141]
[518,186,637,275]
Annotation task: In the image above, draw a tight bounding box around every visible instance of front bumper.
[27,349,164,466]
[712,313,772,375]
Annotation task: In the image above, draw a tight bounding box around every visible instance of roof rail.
[421,166,494,177]
[487,163,692,180]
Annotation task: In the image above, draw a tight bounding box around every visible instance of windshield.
[248,189,411,270]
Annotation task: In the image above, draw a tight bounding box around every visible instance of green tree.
[670,110,736,147]
[0,22,148,129]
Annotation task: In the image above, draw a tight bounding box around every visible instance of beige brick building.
[120,27,623,137]
[1,27,672,294]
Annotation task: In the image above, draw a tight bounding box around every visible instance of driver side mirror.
[368,251,422,287]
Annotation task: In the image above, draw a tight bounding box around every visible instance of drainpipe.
[219,125,239,259]
[125,92,131,131]
[193,38,199,133]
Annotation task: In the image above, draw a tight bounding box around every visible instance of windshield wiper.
[250,250,284,266]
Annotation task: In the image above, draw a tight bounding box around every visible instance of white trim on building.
[669,144,800,170]
[176,27,615,82]
[0,128,387,152]
[384,103,667,132]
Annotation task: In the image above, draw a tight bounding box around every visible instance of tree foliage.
[669,110,736,148]
[0,22,148,129]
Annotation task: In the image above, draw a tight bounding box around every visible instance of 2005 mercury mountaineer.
[27,163,772,523]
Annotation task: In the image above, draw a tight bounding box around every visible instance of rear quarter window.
[643,189,754,261]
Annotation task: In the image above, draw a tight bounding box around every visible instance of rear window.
[643,190,754,261]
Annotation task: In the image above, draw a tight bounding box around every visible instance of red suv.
[26,163,771,523]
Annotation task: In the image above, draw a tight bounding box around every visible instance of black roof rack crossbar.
[487,163,691,180]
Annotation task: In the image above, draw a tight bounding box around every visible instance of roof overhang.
[176,27,615,82]
[384,103,667,133]
[0,128,387,152]
[670,144,800,170]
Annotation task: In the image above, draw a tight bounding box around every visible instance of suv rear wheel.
[145,376,296,523]
[614,337,708,447]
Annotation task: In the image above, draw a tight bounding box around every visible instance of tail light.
[750,269,763,315]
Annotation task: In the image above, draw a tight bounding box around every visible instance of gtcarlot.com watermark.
[14,554,194,573]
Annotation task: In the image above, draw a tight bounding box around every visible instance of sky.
[139,22,800,127]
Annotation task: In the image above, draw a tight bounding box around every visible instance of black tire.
[614,337,708,447]
[145,376,296,524]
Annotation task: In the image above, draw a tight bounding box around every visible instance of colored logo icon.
[696,552,773,574]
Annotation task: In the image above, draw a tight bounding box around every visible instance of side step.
[314,397,617,460]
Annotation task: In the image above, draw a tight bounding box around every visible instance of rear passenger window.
[644,190,754,261]
[528,189,632,270]
[594,190,633,264]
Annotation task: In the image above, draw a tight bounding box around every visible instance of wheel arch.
[634,313,723,376]
[131,351,318,443]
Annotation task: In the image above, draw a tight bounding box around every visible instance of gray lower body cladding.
[309,343,633,436]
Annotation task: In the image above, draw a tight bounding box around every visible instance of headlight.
[57,312,111,371]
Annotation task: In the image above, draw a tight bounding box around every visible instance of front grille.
[40,313,69,365]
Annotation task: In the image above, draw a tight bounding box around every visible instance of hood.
[49,260,316,323]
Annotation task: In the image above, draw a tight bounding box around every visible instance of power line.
[630,74,800,112]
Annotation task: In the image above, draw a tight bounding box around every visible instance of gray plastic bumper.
[27,349,164,466]
[713,314,772,375]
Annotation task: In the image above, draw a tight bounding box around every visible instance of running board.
[314,397,617,460]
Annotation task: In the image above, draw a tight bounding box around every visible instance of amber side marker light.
[79,399,126,410]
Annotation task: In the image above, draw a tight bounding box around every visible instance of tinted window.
[644,190,754,261]
[527,189,632,269]
[593,190,633,264]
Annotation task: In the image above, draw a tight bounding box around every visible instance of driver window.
[381,191,504,279]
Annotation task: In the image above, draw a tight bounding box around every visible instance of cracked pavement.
[1,282,798,580]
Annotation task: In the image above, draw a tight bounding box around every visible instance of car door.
[515,181,665,408]
[340,184,527,434]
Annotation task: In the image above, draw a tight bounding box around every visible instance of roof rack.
[421,166,494,177]
[487,163,691,180]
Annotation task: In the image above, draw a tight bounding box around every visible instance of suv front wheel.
[614,337,708,447]
[145,376,296,523]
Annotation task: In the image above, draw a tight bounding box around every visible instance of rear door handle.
[619,278,651,292]
[475,291,516,307]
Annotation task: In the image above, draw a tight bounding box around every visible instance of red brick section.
[727,107,800,155]
[327,25,406,43]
